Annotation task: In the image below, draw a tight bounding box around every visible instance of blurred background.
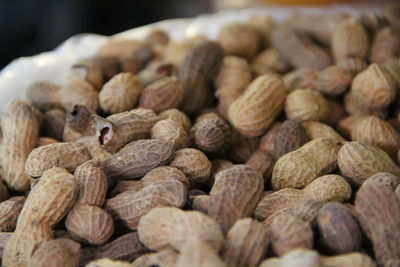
[0,0,381,69]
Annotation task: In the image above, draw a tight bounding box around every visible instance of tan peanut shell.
[80,232,148,266]
[283,68,318,92]
[214,56,252,119]
[272,138,342,190]
[169,148,211,186]
[208,159,234,188]
[259,249,321,267]
[315,65,352,96]
[271,25,331,69]
[190,113,231,154]
[151,119,189,150]
[176,238,226,267]
[131,249,179,267]
[208,164,263,233]
[91,108,158,153]
[228,74,286,137]
[36,137,58,147]
[179,41,224,114]
[76,136,112,163]
[74,159,107,206]
[65,204,114,245]
[251,48,289,76]
[222,218,268,267]
[158,108,191,132]
[259,122,282,154]
[141,166,190,189]
[165,210,224,252]
[350,116,400,158]
[338,141,400,186]
[139,77,184,113]
[69,60,103,91]
[332,18,369,61]
[255,174,351,220]
[138,207,184,251]
[217,23,261,60]
[269,213,313,256]
[317,202,362,253]
[105,179,187,229]
[191,195,210,213]
[59,77,99,112]
[86,258,131,267]
[274,120,308,159]
[3,168,77,266]
[356,179,400,265]
[245,149,275,180]
[25,142,91,177]
[247,15,276,47]
[285,89,329,122]
[321,253,376,267]
[0,196,25,232]
[336,57,367,77]
[26,238,80,267]
[145,29,170,46]
[370,27,400,63]
[2,100,41,191]
[351,63,397,111]
[102,139,175,179]
[99,72,143,114]
[302,121,346,142]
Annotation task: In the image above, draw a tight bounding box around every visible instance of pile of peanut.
[0,2,399,267]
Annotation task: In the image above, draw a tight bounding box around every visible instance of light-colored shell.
[74,159,107,206]
[60,77,99,112]
[228,74,286,137]
[283,68,318,92]
[336,57,367,77]
[158,108,191,132]
[176,238,227,267]
[315,66,352,96]
[217,23,261,60]
[302,121,346,142]
[269,213,313,256]
[2,100,41,191]
[65,204,114,245]
[139,77,184,113]
[338,141,400,186]
[370,27,400,63]
[99,72,143,114]
[222,218,268,267]
[260,249,321,267]
[25,142,92,177]
[350,116,400,158]
[3,168,77,266]
[131,249,179,267]
[332,18,369,61]
[152,119,189,150]
[351,63,397,110]
[251,48,289,75]
[165,210,224,252]
[138,207,184,251]
[272,138,342,190]
[169,148,212,186]
[321,253,376,267]
[285,89,329,122]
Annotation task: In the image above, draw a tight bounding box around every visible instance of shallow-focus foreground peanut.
[222,218,268,267]
[228,74,286,137]
[2,100,41,191]
[3,167,77,267]
[355,176,400,266]
[338,141,400,186]
[272,138,342,190]
[208,164,263,233]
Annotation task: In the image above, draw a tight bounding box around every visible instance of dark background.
[0,0,213,69]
